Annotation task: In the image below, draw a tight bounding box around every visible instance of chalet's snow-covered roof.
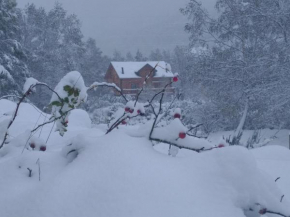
[111,61,174,79]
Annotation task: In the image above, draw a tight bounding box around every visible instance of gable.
[135,64,157,78]
[105,63,113,80]
[105,63,120,83]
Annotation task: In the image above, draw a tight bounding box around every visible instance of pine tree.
[149,49,163,61]
[81,38,109,83]
[0,0,29,96]
[19,3,109,108]
[125,52,134,61]
[112,50,125,61]
[135,49,147,61]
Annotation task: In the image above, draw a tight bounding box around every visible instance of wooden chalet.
[105,61,175,95]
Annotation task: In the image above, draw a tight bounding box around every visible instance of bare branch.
[134,62,159,106]
[280,195,285,203]
[106,113,140,134]
[0,83,63,149]
[31,108,73,133]
[150,137,205,153]
[265,210,289,217]
[88,82,128,102]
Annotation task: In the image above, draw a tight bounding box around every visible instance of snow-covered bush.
[89,102,124,125]
[50,71,88,136]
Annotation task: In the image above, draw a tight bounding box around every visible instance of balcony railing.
[121,87,175,95]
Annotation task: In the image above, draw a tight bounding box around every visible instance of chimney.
[122,67,124,74]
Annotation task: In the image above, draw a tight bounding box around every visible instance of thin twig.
[88,82,128,102]
[45,121,56,144]
[31,108,73,133]
[281,195,285,203]
[1,82,63,149]
[36,158,41,181]
[265,210,289,217]
[134,62,159,106]
[150,137,205,153]
[27,168,32,177]
[106,113,140,134]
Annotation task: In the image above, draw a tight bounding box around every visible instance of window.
[131,83,137,89]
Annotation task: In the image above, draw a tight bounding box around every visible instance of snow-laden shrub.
[68,109,91,129]
[50,71,87,136]
[106,101,147,133]
[89,102,124,125]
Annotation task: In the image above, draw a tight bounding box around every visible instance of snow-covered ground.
[0,99,290,217]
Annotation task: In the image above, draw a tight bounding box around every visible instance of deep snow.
[0,99,290,217]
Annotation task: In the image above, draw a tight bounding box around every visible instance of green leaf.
[74,89,80,97]
[63,85,71,92]
[68,89,74,96]
[51,101,62,107]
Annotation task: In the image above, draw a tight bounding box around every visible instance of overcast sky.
[17,0,216,56]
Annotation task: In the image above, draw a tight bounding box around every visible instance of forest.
[1,1,290,217]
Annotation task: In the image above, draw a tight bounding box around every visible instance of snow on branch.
[106,101,145,134]
[88,82,121,92]
[50,71,88,136]
[0,72,87,149]
[143,80,215,154]
[0,65,13,81]
[0,81,61,149]
[245,203,290,217]
[23,77,39,94]
[0,95,21,100]
[88,81,128,102]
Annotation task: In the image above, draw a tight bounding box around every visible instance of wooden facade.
[105,62,174,95]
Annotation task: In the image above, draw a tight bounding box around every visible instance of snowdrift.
[0,99,290,217]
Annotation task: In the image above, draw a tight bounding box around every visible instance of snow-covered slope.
[0,99,290,217]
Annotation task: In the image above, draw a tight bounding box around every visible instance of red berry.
[179,132,186,139]
[129,109,134,113]
[173,77,178,82]
[137,110,141,114]
[259,208,267,215]
[218,144,225,148]
[125,107,130,112]
[30,143,36,149]
[174,113,181,119]
[65,120,68,124]
[122,120,127,125]
[39,146,46,152]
